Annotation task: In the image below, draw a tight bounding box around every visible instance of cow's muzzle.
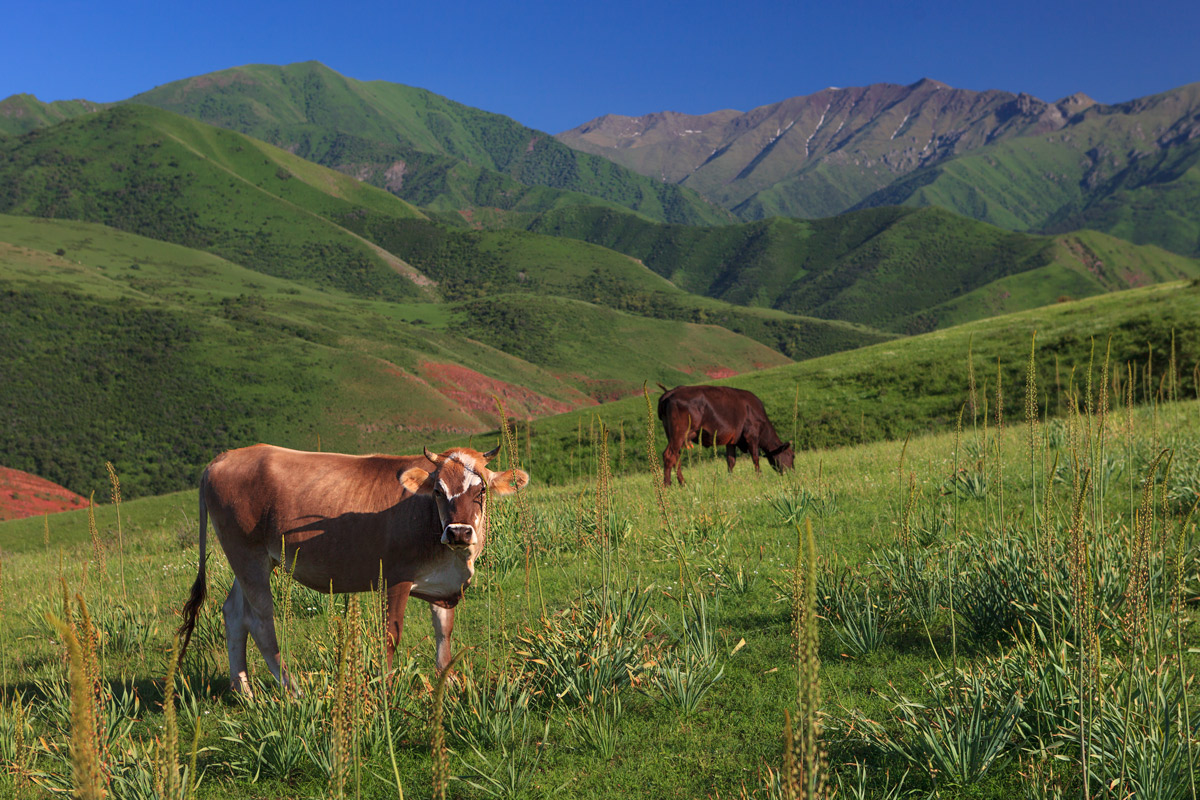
[441,524,476,549]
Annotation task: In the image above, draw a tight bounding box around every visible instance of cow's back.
[201,445,438,590]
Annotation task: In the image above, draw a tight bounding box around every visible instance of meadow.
[0,338,1197,799]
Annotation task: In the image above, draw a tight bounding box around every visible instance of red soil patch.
[419,361,582,418]
[704,367,739,379]
[0,466,88,522]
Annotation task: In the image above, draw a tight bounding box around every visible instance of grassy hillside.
[0,93,107,136]
[501,279,1200,486]
[530,204,1200,333]
[0,104,433,300]
[121,61,732,227]
[0,105,885,359]
[0,215,797,499]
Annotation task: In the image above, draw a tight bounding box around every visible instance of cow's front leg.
[748,442,763,474]
[725,444,738,473]
[384,581,413,672]
[430,603,456,674]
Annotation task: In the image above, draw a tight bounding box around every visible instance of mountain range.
[1,62,1198,499]
[558,79,1200,256]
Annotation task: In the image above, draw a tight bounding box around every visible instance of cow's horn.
[482,444,501,461]
[423,446,445,465]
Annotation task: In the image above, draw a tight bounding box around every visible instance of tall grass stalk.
[87,492,105,579]
[784,519,827,799]
[106,461,127,600]
[642,384,668,528]
[497,395,539,612]
[1067,468,1095,799]
[430,652,460,800]
[47,608,105,800]
[996,358,1005,530]
[157,635,182,799]
[378,566,406,800]
[1026,332,1039,541]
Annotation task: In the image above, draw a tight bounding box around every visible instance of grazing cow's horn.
[423,446,445,465]
[482,444,501,461]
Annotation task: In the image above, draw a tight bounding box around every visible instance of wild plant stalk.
[47,605,105,800]
[642,384,669,529]
[996,358,1005,530]
[105,462,127,600]
[1026,332,1039,538]
[1170,499,1198,800]
[44,513,50,549]
[1067,469,1095,799]
[377,564,406,800]
[430,652,461,800]
[897,435,913,549]
[594,421,618,604]
[330,600,360,800]
[784,519,827,799]
[792,382,801,450]
[967,334,978,430]
[950,406,963,679]
[157,635,182,799]
[497,396,542,615]
[86,492,105,579]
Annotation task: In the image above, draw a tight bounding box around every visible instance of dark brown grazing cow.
[177,444,528,694]
[658,384,794,487]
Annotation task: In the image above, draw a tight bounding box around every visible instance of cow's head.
[399,445,529,551]
[767,442,795,474]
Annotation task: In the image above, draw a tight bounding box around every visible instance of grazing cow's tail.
[177,478,209,664]
[656,383,673,420]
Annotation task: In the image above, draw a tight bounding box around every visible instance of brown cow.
[658,384,794,486]
[177,443,528,694]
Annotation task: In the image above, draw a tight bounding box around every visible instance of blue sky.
[3,0,1197,133]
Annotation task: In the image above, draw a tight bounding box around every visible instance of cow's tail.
[177,475,209,664]
[656,383,673,420]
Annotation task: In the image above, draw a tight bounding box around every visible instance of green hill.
[509,279,1200,485]
[0,214,798,499]
[0,104,884,359]
[529,204,1200,333]
[0,94,107,136]
[119,61,732,227]
[0,104,432,300]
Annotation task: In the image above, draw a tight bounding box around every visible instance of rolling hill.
[0,214,794,499]
[0,61,729,229]
[509,278,1200,485]
[528,204,1200,333]
[0,103,890,356]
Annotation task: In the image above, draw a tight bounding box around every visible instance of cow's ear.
[399,467,435,495]
[488,468,529,496]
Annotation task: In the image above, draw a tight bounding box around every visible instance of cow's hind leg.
[223,579,254,696]
[230,553,295,694]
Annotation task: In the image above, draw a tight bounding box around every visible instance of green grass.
[0,378,1195,799]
